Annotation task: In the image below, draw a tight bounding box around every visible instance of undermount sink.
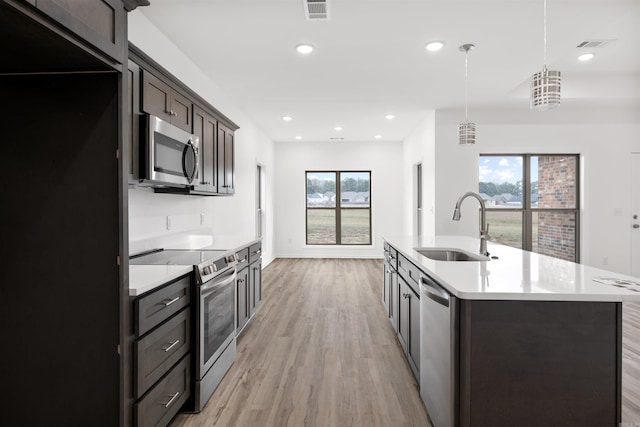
[415,247,490,262]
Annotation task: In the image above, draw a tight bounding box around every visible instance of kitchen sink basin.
[415,248,490,262]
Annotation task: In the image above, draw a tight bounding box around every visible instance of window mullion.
[523,154,531,251]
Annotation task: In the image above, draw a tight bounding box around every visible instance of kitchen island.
[384,235,640,427]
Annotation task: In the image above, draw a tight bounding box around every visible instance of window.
[306,171,371,245]
[479,154,579,262]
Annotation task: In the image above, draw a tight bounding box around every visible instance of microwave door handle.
[183,141,197,183]
[192,140,199,183]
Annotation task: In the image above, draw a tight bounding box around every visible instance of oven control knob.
[203,265,216,276]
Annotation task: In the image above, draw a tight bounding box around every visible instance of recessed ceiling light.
[425,41,445,52]
[296,44,314,54]
[295,136,302,140]
[385,114,396,120]
[578,53,595,61]
[282,116,293,121]
[374,135,382,139]
[334,126,343,131]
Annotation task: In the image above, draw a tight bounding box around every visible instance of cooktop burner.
[129,249,228,266]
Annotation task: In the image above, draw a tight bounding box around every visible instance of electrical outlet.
[200,213,205,225]
[166,215,172,230]
[603,257,609,266]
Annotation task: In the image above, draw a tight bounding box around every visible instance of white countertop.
[384,235,640,302]
[128,236,262,296]
[129,265,193,296]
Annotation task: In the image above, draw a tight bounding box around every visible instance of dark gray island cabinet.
[383,236,640,427]
[457,299,619,427]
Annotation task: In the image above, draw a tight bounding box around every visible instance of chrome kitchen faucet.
[452,191,490,256]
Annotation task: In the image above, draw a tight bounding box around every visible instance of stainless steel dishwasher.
[420,274,458,427]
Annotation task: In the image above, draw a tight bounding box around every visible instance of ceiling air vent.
[576,39,615,48]
[303,0,329,20]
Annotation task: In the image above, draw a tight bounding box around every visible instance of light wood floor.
[171,258,430,427]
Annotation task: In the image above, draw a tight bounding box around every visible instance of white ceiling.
[140,0,640,142]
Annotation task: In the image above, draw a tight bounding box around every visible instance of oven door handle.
[201,269,237,294]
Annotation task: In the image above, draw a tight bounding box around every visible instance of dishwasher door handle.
[420,276,450,307]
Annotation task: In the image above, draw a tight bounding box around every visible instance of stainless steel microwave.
[140,115,200,186]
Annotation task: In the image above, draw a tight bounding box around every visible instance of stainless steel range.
[130,248,239,412]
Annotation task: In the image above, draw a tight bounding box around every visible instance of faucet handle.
[482,223,490,241]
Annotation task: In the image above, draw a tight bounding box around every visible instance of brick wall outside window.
[536,156,577,262]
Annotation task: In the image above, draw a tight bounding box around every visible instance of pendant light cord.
[464,50,469,122]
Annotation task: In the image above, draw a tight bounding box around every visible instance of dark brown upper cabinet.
[35,0,126,64]
[141,69,192,132]
[217,122,235,195]
[192,106,217,191]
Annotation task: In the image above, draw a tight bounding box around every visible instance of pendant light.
[458,43,475,145]
[530,0,561,110]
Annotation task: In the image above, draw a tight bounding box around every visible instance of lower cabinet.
[132,274,192,427]
[383,257,392,316]
[249,256,262,317]
[236,264,250,332]
[398,276,420,379]
[382,245,420,382]
[135,357,190,427]
[236,240,262,335]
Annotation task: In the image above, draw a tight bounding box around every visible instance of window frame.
[480,153,580,262]
[305,170,372,246]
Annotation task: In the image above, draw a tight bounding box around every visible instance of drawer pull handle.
[162,339,180,352]
[253,249,261,255]
[161,391,180,408]
[163,296,181,307]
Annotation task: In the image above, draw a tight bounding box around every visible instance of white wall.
[127,12,276,265]
[426,106,640,275]
[402,111,436,237]
[273,140,404,258]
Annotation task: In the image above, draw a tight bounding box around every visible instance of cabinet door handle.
[162,391,180,408]
[162,339,180,352]
[163,296,181,307]
[403,293,410,299]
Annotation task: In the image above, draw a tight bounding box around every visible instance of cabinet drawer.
[135,355,190,427]
[249,242,262,264]
[397,253,421,292]
[134,308,190,399]
[135,274,190,336]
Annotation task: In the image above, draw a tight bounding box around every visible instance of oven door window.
[203,280,234,363]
